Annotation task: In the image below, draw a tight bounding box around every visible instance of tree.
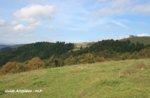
[0,61,17,74]
[80,53,94,64]
[65,55,77,65]
[129,35,137,38]
[54,58,64,67]
[138,47,150,58]
[0,61,28,75]
[27,57,44,70]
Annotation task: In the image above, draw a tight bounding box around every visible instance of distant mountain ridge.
[0,45,10,49]
[1,36,150,50]
[0,44,23,51]
[0,36,150,66]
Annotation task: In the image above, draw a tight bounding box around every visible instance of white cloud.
[132,4,150,14]
[14,24,25,31]
[14,4,56,20]
[95,7,123,17]
[112,0,129,5]
[98,0,129,4]
[13,21,40,31]
[0,19,5,26]
[94,0,130,17]
[13,4,56,31]
[111,20,130,30]
[94,0,150,17]
[137,33,150,37]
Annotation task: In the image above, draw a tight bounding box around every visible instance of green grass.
[0,59,150,98]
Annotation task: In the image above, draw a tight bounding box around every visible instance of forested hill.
[123,36,150,45]
[0,42,74,66]
[73,36,150,50]
[1,38,150,75]
[0,45,10,49]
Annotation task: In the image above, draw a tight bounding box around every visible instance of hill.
[74,42,94,51]
[74,36,150,48]
[0,45,10,49]
[1,39,149,71]
[0,59,150,98]
[74,36,150,51]
[0,42,74,66]
[0,44,23,52]
[123,36,150,45]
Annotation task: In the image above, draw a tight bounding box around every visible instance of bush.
[94,56,105,62]
[64,55,77,65]
[80,53,95,64]
[0,61,29,75]
[138,47,150,58]
[27,57,44,70]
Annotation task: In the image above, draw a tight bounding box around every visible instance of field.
[0,59,150,98]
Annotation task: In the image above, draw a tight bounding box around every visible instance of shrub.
[80,53,95,64]
[0,61,29,75]
[64,55,77,65]
[27,57,44,70]
[94,56,105,62]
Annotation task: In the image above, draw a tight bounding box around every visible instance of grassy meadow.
[0,59,150,98]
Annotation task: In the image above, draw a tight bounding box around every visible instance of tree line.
[0,39,150,75]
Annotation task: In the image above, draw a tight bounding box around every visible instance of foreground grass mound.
[0,59,150,98]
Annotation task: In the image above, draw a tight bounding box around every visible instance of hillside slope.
[0,42,74,66]
[123,36,150,45]
[0,59,150,98]
[0,45,10,50]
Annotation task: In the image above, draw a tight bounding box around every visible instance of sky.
[0,0,150,44]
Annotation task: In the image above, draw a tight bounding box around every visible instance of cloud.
[13,4,56,31]
[111,20,130,30]
[14,4,56,20]
[132,4,150,14]
[13,21,40,31]
[98,0,129,4]
[92,1,129,18]
[94,0,150,17]
[0,19,6,26]
[137,33,150,37]
[95,7,123,17]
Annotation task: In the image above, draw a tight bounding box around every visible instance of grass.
[0,59,150,98]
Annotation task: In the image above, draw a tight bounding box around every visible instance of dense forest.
[0,38,150,75]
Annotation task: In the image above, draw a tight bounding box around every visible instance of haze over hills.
[0,44,23,50]
[0,45,10,49]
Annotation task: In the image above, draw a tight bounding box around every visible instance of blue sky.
[0,0,150,44]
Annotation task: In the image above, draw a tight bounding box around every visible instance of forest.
[0,37,150,75]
